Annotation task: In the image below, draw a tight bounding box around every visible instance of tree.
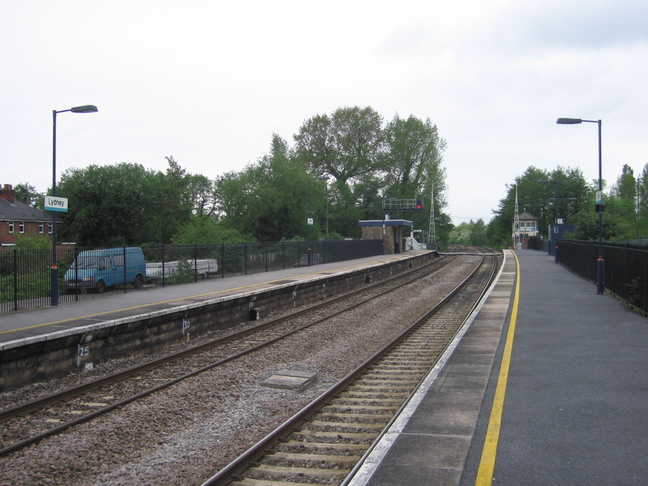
[57,163,157,246]
[171,216,247,245]
[149,157,195,244]
[583,164,637,241]
[14,183,43,208]
[56,157,205,246]
[638,164,648,237]
[215,134,311,241]
[294,107,449,239]
[487,166,590,247]
[383,115,446,199]
[186,174,217,218]
[294,106,385,188]
[448,219,487,246]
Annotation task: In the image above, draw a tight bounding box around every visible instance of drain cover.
[261,370,317,391]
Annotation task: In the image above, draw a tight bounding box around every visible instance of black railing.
[0,239,384,313]
[556,240,648,315]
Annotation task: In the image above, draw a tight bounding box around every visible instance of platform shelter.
[359,219,413,254]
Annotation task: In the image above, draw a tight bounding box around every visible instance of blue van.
[63,247,146,293]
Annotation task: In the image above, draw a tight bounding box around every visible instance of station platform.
[3,248,647,485]
[0,251,430,345]
[350,249,648,486]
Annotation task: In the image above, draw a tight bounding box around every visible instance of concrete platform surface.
[349,249,648,486]
[0,252,428,344]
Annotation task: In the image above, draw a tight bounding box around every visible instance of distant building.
[512,211,538,249]
[0,184,53,246]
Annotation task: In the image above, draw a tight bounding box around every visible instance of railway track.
[202,248,500,485]
[0,249,465,457]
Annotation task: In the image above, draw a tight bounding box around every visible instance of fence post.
[73,247,80,301]
[221,243,225,279]
[194,244,198,282]
[244,242,248,275]
[162,245,166,288]
[12,249,18,311]
[282,241,285,270]
[123,247,128,293]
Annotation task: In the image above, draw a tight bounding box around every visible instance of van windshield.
[75,257,100,269]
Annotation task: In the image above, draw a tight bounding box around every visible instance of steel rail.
[201,249,499,485]
[1,251,450,421]
[0,251,460,457]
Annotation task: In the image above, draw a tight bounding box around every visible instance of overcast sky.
[2,1,647,225]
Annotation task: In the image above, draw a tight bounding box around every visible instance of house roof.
[519,211,538,221]
[0,198,51,222]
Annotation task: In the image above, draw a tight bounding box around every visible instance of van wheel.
[95,280,106,294]
[133,274,144,289]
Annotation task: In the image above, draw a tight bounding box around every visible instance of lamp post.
[51,105,98,306]
[556,117,604,294]
[307,176,328,266]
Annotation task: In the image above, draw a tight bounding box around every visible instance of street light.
[556,117,604,294]
[51,104,98,306]
[307,176,328,266]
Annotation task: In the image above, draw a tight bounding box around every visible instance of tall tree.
[383,115,446,199]
[149,157,194,244]
[638,164,648,237]
[215,135,311,241]
[14,183,43,207]
[58,163,157,246]
[487,166,590,247]
[294,107,448,238]
[603,164,637,239]
[294,106,385,197]
[294,107,387,238]
[186,174,216,218]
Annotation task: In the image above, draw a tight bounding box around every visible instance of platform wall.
[0,252,438,391]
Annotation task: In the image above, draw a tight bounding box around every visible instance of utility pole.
[428,185,436,247]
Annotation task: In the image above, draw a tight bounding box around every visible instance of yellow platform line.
[475,250,521,485]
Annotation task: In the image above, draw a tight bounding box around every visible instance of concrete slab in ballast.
[261,370,317,391]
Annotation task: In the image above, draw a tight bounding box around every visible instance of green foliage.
[172,216,247,245]
[215,134,312,241]
[29,106,449,246]
[14,233,51,250]
[295,106,385,187]
[292,106,448,240]
[448,219,487,246]
[168,259,196,285]
[0,249,51,304]
[14,183,44,208]
[57,162,157,246]
[383,114,447,200]
[491,162,648,245]
[487,166,591,246]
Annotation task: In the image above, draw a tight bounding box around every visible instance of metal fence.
[556,240,648,315]
[0,239,384,313]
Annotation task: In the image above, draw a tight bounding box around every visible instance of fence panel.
[557,240,648,315]
[1,239,384,313]
[0,249,51,312]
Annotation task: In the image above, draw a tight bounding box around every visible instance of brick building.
[0,184,54,246]
[359,219,414,254]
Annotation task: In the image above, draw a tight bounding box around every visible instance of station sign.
[44,196,69,212]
